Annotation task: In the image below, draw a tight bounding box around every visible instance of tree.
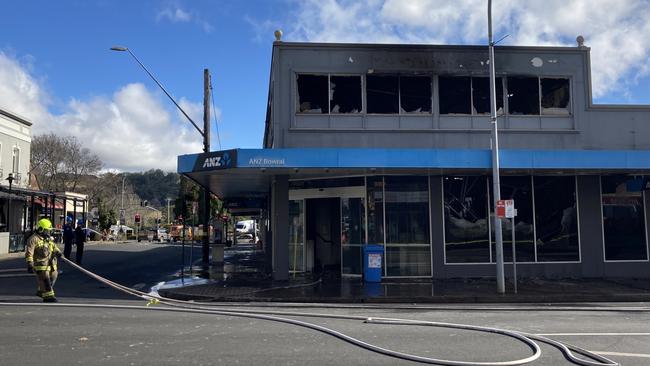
[30,133,102,192]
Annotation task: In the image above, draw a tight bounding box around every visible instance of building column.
[271,175,289,281]
[429,176,445,279]
[577,175,604,277]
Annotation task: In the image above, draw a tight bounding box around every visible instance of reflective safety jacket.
[25,233,61,272]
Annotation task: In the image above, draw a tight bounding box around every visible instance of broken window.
[330,75,362,113]
[296,74,328,113]
[439,76,471,114]
[472,77,504,115]
[400,76,432,113]
[507,77,540,115]
[541,78,570,115]
[367,75,399,114]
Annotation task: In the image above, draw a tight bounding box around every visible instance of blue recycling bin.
[363,244,383,283]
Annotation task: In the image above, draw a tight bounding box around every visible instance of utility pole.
[202,69,211,265]
[488,0,505,294]
[166,198,172,224]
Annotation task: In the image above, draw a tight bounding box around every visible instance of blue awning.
[177,148,650,198]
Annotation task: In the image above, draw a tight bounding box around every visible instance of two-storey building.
[0,107,31,254]
[179,37,650,281]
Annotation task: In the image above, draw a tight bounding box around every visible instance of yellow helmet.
[37,218,53,231]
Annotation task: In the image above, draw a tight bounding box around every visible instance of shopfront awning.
[178,148,650,199]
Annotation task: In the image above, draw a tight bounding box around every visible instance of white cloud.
[54,84,203,172]
[0,52,204,172]
[156,4,214,33]
[156,6,191,23]
[0,52,50,124]
[282,0,650,99]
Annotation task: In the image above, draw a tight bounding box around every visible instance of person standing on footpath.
[74,220,86,265]
[62,217,74,260]
[25,218,62,303]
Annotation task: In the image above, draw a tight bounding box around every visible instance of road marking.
[536,333,650,336]
[593,351,650,358]
[0,268,25,273]
[0,273,32,278]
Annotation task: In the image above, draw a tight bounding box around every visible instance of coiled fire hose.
[11,257,620,366]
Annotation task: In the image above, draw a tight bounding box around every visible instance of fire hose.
[2,256,620,366]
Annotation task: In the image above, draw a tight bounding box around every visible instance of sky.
[1,0,649,172]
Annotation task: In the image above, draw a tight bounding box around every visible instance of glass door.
[341,197,366,276]
[289,200,305,273]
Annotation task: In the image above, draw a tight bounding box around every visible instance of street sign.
[496,199,516,218]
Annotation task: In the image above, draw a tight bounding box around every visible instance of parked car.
[148,228,170,243]
[236,233,255,244]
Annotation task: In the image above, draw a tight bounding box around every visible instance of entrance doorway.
[289,186,366,277]
[306,198,340,278]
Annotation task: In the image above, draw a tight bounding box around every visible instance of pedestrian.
[62,217,74,259]
[25,218,62,303]
[74,220,86,265]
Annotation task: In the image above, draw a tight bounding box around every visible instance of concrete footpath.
[158,275,650,304]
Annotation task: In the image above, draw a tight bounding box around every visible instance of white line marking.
[593,351,650,358]
[0,268,25,273]
[536,333,650,336]
[0,273,32,278]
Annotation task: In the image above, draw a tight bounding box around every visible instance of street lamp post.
[111,46,212,264]
[488,0,505,294]
[166,198,172,224]
[120,175,126,241]
[6,173,15,234]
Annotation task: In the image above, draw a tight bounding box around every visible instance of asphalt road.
[1,242,650,365]
[0,240,203,302]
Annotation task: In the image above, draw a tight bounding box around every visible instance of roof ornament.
[274,29,283,42]
[576,35,585,47]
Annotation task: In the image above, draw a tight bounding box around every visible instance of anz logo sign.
[196,150,236,171]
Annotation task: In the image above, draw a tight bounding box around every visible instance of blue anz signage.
[192,149,237,171]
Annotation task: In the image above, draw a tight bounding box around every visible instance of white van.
[235,220,257,235]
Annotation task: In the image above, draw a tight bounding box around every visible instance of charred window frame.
[472,77,504,115]
[507,77,540,115]
[541,78,570,115]
[439,76,471,115]
[296,74,329,114]
[330,75,362,113]
[367,75,399,114]
[400,76,432,114]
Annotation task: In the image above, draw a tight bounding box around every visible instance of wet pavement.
[157,244,650,303]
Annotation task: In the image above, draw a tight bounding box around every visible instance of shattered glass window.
[507,77,540,115]
[367,75,399,114]
[296,74,328,114]
[439,76,471,114]
[472,77,504,115]
[330,75,362,113]
[541,78,570,115]
[400,76,432,113]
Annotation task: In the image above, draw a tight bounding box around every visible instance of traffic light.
[140,200,148,207]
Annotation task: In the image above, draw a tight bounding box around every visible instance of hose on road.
[3,256,619,366]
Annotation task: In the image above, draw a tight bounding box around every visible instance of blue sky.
[1,0,649,171]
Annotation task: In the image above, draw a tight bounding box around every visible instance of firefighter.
[25,218,62,303]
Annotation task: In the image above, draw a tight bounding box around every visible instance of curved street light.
[110,46,206,143]
[111,45,212,265]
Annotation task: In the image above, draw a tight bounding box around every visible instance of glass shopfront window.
[444,176,490,263]
[601,176,648,261]
[366,176,384,245]
[534,176,579,262]
[384,176,431,276]
[490,176,535,262]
